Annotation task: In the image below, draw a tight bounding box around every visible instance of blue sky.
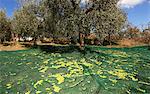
[119,0,150,29]
[0,0,150,29]
[0,0,18,16]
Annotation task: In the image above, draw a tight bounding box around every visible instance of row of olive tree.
[0,0,127,47]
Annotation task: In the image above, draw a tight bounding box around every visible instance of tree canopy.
[0,0,127,46]
[0,10,11,43]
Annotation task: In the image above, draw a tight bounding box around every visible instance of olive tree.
[0,10,11,43]
[12,3,39,44]
[83,0,126,44]
[14,0,126,47]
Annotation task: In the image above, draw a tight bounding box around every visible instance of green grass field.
[0,46,150,94]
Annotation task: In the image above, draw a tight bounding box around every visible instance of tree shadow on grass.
[27,45,81,53]
[30,45,107,55]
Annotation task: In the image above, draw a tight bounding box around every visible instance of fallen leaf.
[43,59,49,64]
[129,76,138,81]
[34,80,43,88]
[36,91,42,94]
[25,91,31,94]
[100,75,107,78]
[39,66,49,73]
[53,85,61,92]
[55,74,64,84]
[6,83,12,89]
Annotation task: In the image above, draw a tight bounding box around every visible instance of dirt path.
[0,44,27,51]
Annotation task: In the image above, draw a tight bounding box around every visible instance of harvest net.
[0,46,150,94]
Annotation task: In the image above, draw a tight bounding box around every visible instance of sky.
[0,0,18,16]
[118,0,150,29]
[0,0,150,29]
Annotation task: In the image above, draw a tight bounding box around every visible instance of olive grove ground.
[0,46,150,94]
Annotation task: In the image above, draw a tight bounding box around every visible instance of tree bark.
[108,32,112,46]
[79,32,85,50]
[11,32,17,45]
[33,32,38,46]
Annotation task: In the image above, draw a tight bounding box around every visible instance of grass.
[0,46,150,94]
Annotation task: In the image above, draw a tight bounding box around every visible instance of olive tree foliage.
[84,0,127,42]
[38,0,92,46]
[12,2,40,43]
[13,0,126,46]
[37,0,84,38]
[35,0,126,46]
[0,10,11,43]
